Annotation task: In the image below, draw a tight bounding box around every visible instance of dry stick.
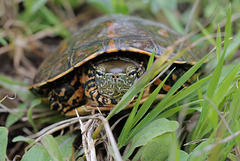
[193,130,240,156]
[0,93,16,102]
[98,115,123,161]
[27,117,80,139]
[25,116,99,152]
[25,119,79,152]
[203,96,233,135]
[184,96,240,153]
[236,78,240,88]
[87,122,97,161]
[0,103,19,118]
[75,108,122,161]
[184,138,209,146]
[75,109,96,161]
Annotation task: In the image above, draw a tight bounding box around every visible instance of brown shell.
[31,14,202,88]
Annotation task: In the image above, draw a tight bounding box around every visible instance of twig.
[203,96,240,155]
[193,130,240,156]
[25,118,80,151]
[75,109,97,161]
[98,115,123,161]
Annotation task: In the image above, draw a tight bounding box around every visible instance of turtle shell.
[31,14,202,89]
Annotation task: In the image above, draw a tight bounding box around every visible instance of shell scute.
[31,15,203,89]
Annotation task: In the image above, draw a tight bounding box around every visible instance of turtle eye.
[127,70,136,79]
[126,66,137,79]
[95,65,105,79]
[96,70,104,79]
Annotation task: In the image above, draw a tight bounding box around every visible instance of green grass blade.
[39,7,69,37]
[0,127,8,161]
[42,135,63,161]
[162,7,184,34]
[147,49,155,70]
[118,49,156,146]
[216,25,222,62]
[118,90,144,146]
[197,77,203,107]
[106,47,177,120]
[212,62,240,107]
[165,48,212,99]
[27,98,42,133]
[196,22,216,46]
[191,6,232,149]
[223,6,232,50]
[158,99,203,118]
[225,32,240,60]
[229,87,240,122]
[118,68,175,147]
[132,69,175,127]
[125,75,211,144]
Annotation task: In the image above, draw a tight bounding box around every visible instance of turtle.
[29,15,203,116]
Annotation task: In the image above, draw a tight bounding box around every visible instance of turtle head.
[94,58,145,99]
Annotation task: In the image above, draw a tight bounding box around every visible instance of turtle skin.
[29,15,203,116]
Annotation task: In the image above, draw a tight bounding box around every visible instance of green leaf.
[123,118,178,160]
[127,75,211,144]
[141,132,174,161]
[13,136,34,144]
[0,37,8,46]
[178,150,189,161]
[132,146,145,161]
[21,143,51,161]
[55,134,77,160]
[27,98,42,133]
[6,104,26,127]
[0,127,8,161]
[41,135,63,161]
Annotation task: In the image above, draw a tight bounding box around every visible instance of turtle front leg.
[48,75,85,115]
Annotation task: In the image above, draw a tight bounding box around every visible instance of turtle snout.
[111,74,120,80]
